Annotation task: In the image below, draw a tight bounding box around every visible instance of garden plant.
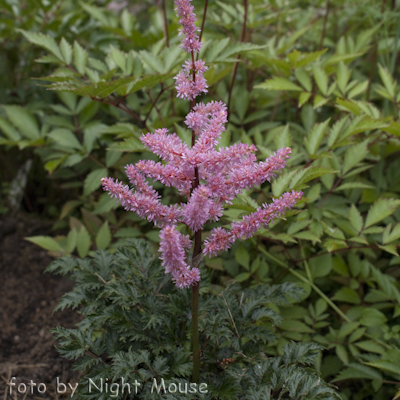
[1,0,400,399]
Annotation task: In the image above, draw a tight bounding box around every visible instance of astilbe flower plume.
[101,0,302,289]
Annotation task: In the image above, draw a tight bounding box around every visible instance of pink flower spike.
[181,185,213,231]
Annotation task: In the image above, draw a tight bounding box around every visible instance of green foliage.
[46,239,339,399]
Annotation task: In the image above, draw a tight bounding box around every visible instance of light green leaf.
[110,45,127,73]
[360,308,387,327]
[298,92,311,107]
[108,137,145,152]
[336,345,349,365]
[0,116,21,141]
[337,62,351,94]
[309,253,332,278]
[216,42,267,62]
[140,50,164,74]
[328,115,349,147]
[349,205,363,233]
[365,198,400,228]
[235,245,250,270]
[312,65,328,95]
[295,68,312,92]
[77,225,91,258]
[383,223,400,244]
[48,128,82,149]
[335,182,374,191]
[332,287,361,304]
[348,80,369,99]
[304,118,331,155]
[313,95,329,109]
[274,125,291,148]
[73,41,88,75]
[25,235,64,252]
[59,37,72,65]
[336,98,362,115]
[255,77,302,92]
[333,363,382,382]
[293,231,321,242]
[342,140,368,175]
[296,49,328,67]
[206,38,230,62]
[378,63,396,99]
[235,272,251,282]
[355,340,385,354]
[66,228,78,253]
[83,168,108,196]
[365,360,400,376]
[3,105,40,140]
[95,221,111,250]
[272,169,298,197]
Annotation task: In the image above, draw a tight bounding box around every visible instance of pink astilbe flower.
[159,225,199,289]
[203,190,303,257]
[175,0,202,53]
[101,0,302,289]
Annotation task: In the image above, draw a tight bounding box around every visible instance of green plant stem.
[258,245,392,350]
[191,281,200,383]
[190,50,201,382]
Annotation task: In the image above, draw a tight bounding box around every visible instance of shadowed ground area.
[0,214,82,399]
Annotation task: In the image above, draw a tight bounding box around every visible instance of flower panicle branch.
[101,0,302,290]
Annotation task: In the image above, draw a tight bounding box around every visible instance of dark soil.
[0,214,82,399]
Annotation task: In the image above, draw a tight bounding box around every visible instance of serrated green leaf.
[139,50,164,74]
[348,80,369,99]
[206,38,230,62]
[272,169,298,197]
[364,198,400,228]
[216,42,267,62]
[73,41,88,75]
[298,92,311,107]
[295,68,312,92]
[342,140,368,175]
[60,37,72,65]
[304,118,330,155]
[365,360,400,376]
[349,205,363,233]
[312,65,328,95]
[383,223,400,244]
[313,95,329,109]
[378,64,396,98]
[336,98,362,115]
[328,115,349,147]
[255,77,302,92]
[19,29,63,61]
[110,45,127,73]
